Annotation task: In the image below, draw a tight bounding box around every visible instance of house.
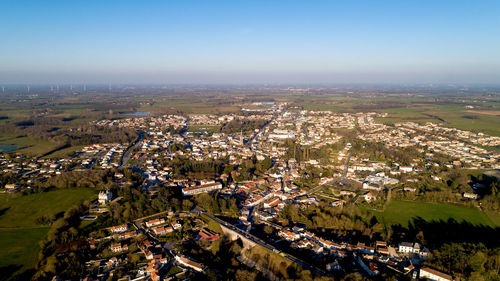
[361,192,376,202]
[340,190,356,197]
[171,220,182,230]
[98,190,113,205]
[105,257,121,267]
[175,255,205,272]
[463,192,478,199]
[254,209,275,221]
[182,182,222,196]
[331,200,344,207]
[145,218,166,228]
[356,242,375,254]
[377,246,389,255]
[263,197,281,208]
[399,242,414,253]
[419,266,453,281]
[399,166,413,173]
[278,229,300,241]
[376,241,389,255]
[4,184,18,190]
[110,243,128,253]
[152,226,173,236]
[117,230,136,240]
[110,224,128,233]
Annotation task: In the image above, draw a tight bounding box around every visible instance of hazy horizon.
[1,0,500,84]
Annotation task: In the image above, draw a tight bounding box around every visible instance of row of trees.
[427,242,500,281]
[279,204,386,240]
[34,202,90,280]
[41,169,115,190]
[194,193,239,217]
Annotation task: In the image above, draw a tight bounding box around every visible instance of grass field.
[380,200,499,228]
[0,188,96,279]
[0,133,59,157]
[43,145,84,159]
[139,97,240,114]
[0,188,96,228]
[0,227,49,278]
[486,211,500,227]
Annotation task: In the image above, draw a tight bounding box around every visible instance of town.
[1,99,499,281]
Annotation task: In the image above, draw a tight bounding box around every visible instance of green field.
[0,188,96,228]
[0,227,49,278]
[0,188,96,279]
[380,200,499,228]
[0,133,59,157]
[380,104,500,136]
[486,211,500,227]
[139,97,240,114]
[43,145,84,159]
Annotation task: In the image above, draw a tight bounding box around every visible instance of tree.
[260,157,272,171]
[263,225,273,235]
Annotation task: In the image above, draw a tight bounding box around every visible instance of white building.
[398,242,414,253]
[182,182,222,196]
[463,192,478,199]
[175,255,205,272]
[419,266,453,281]
[98,190,113,205]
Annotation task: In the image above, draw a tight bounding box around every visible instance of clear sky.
[1,0,499,84]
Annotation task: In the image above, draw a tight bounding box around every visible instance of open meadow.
[0,188,96,279]
[380,200,500,228]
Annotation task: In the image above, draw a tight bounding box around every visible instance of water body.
[0,145,22,152]
[124,112,152,116]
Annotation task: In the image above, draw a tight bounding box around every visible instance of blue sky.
[1,0,499,84]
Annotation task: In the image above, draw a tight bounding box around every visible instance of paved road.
[343,151,352,178]
[120,131,144,167]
